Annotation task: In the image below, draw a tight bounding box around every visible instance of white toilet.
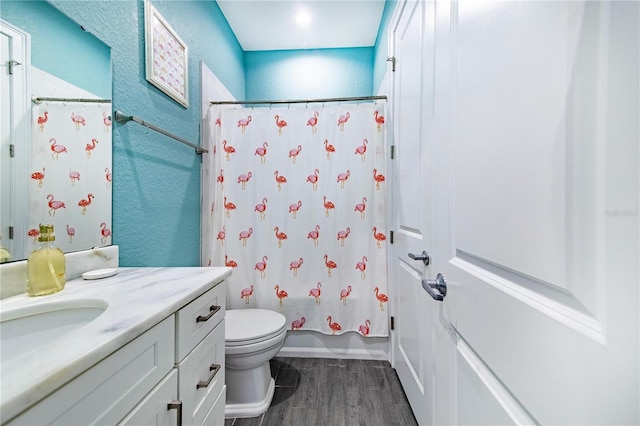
[225,309,287,418]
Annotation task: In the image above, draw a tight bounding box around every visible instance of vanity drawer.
[118,369,178,426]
[9,316,174,425]
[176,282,225,361]
[179,319,225,426]
[201,386,226,426]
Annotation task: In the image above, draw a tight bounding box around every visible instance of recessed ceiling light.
[295,11,311,26]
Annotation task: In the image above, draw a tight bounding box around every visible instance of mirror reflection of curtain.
[203,103,390,337]
[27,102,112,258]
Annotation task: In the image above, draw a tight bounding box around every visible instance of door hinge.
[390,145,395,159]
[9,226,14,239]
[387,56,397,72]
[8,60,22,75]
[390,230,394,244]
[9,144,15,158]
[390,316,395,330]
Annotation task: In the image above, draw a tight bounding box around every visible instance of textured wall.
[47,0,245,266]
[245,47,374,100]
[1,1,111,97]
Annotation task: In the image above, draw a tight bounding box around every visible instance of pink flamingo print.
[306,169,319,190]
[255,256,268,279]
[337,112,350,130]
[217,226,225,246]
[374,287,389,311]
[255,142,268,163]
[27,228,40,244]
[337,227,351,246]
[241,285,254,304]
[85,138,98,158]
[37,111,48,132]
[50,138,67,160]
[215,117,221,127]
[103,111,112,132]
[274,114,287,135]
[289,144,302,163]
[306,111,319,133]
[324,139,335,159]
[275,285,288,306]
[237,115,252,133]
[274,226,288,248]
[216,169,224,189]
[337,170,350,188]
[289,257,304,277]
[239,228,253,246]
[307,225,320,247]
[274,170,287,191]
[225,255,238,268]
[340,285,352,305]
[71,113,85,130]
[100,222,111,244]
[222,140,235,161]
[69,169,81,186]
[78,193,94,215]
[323,196,335,217]
[47,194,65,216]
[373,227,387,249]
[355,256,368,279]
[374,110,385,132]
[309,282,322,305]
[31,167,45,188]
[237,171,252,189]
[327,315,342,335]
[355,138,368,161]
[354,197,367,220]
[289,200,302,219]
[373,168,386,190]
[359,319,371,336]
[324,254,337,278]
[224,196,236,218]
[105,168,112,188]
[66,224,75,242]
[291,317,306,330]
[255,198,268,220]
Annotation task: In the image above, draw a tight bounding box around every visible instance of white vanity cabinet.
[7,278,226,426]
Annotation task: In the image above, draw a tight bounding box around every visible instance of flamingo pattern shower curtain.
[202,103,389,336]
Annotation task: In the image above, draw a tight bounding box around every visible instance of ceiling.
[216,1,386,51]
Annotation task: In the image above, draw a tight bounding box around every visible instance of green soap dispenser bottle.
[27,224,66,296]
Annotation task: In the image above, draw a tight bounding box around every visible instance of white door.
[390,1,444,424]
[430,1,639,424]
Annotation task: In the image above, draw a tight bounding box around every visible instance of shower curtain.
[29,102,112,258]
[202,103,389,336]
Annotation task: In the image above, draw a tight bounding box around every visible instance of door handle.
[408,250,430,266]
[422,273,447,301]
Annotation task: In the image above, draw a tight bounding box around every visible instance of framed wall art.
[144,0,189,107]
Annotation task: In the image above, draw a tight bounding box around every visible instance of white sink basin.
[0,299,108,361]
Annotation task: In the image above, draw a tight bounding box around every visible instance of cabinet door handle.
[196,363,221,389]
[167,400,182,426]
[196,305,221,323]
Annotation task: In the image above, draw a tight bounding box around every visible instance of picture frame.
[144,0,189,107]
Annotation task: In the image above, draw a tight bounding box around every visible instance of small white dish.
[82,268,118,280]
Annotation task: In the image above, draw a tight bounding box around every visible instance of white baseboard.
[277,330,389,361]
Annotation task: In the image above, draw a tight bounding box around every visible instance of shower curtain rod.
[32,96,112,104]
[210,95,387,106]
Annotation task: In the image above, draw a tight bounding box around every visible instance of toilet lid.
[225,309,286,346]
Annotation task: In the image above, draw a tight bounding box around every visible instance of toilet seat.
[225,309,286,347]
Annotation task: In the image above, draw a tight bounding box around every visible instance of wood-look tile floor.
[225,357,418,426]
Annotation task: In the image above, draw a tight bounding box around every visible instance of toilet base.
[225,377,275,418]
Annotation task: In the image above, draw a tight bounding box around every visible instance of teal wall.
[1,1,111,98]
[373,0,398,92]
[245,47,374,100]
[45,0,245,266]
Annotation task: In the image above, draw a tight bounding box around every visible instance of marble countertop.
[0,266,232,423]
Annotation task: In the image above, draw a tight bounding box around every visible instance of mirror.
[0,1,112,263]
